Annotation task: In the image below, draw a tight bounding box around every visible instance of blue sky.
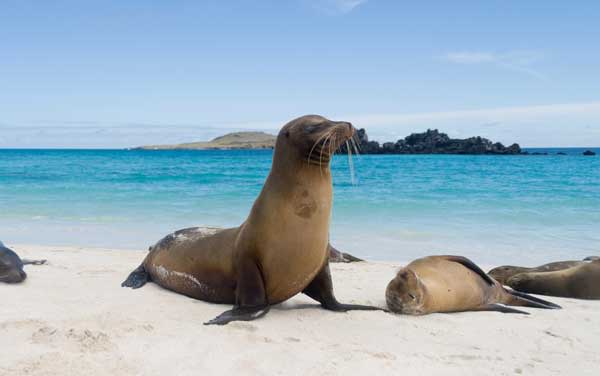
[1,0,599,148]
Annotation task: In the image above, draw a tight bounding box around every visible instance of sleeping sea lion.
[122,115,380,325]
[385,255,560,315]
[488,259,588,285]
[506,260,600,299]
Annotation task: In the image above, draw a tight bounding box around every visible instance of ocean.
[1,148,599,265]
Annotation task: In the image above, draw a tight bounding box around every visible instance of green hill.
[135,131,276,150]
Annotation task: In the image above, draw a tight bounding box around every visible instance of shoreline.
[2,245,599,375]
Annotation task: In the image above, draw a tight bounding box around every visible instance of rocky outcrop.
[340,129,521,155]
[583,150,596,156]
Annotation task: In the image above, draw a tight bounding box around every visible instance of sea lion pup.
[385,255,560,315]
[122,115,380,325]
[488,259,587,285]
[0,241,47,283]
[506,260,600,299]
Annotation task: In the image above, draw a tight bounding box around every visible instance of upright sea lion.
[122,115,380,325]
[488,259,587,285]
[0,241,46,284]
[506,260,600,299]
[385,255,560,315]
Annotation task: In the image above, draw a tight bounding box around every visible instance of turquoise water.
[1,148,599,264]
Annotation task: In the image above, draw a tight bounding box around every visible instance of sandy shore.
[2,245,599,375]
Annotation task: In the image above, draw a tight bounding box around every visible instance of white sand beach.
[2,245,600,376]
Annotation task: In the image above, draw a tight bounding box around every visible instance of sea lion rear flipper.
[121,264,150,289]
[476,304,530,315]
[505,289,561,309]
[205,258,270,325]
[441,255,495,286]
[21,259,47,266]
[303,262,382,312]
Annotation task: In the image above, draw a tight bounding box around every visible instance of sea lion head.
[385,269,426,315]
[275,115,355,167]
[505,273,533,291]
[488,265,529,285]
[0,245,27,284]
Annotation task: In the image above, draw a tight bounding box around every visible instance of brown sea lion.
[488,259,587,285]
[142,226,362,264]
[122,115,380,325]
[506,260,600,299]
[0,241,46,283]
[385,255,560,315]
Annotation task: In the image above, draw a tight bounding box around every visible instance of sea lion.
[122,115,380,325]
[0,241,46,283]
[141,226,362,264]
[385,255,560,315]
[328,244,363,263]
[506,260,600,299]
[488,260,587,285]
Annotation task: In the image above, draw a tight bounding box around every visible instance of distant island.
[340,128,522,155]
[135,132,276,150]
[134,128,523,154]
[134,128,594,156]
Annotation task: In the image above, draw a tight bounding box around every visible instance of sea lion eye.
[285,131,290,138]
[408,293,416,300]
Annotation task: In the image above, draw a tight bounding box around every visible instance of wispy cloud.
[443,50,546,80]
[308,0,368,14]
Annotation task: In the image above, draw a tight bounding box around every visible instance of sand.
[1,245,599,376]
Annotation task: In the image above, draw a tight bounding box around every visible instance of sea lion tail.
[503,289,561,309]
[121,264,150,289]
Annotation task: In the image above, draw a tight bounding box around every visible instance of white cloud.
[443,50,546,80]
[309,0,368,14]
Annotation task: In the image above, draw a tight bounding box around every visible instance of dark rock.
[583,150,596,156]
[339,128,521,155]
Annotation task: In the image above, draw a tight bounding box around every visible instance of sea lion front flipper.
[505,289,561,309]
[476,304,530,315]
[21,259,47,265]
[204,306,270,326]
[441,255,495,286]
[302,262,382,312]
[205,258,270,325]
[121,264,150,289]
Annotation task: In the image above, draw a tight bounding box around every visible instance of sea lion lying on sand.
[122,115,380,325]
[506,260,600,299]
[488,258,593,285]
[386,255,560,315]
[0,241,46,283]
[138,227,363,264]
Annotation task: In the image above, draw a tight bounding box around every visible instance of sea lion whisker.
[352,133,362,152]
[319,133,333,176]
[346,140,356,185]
[308,129,334,166]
